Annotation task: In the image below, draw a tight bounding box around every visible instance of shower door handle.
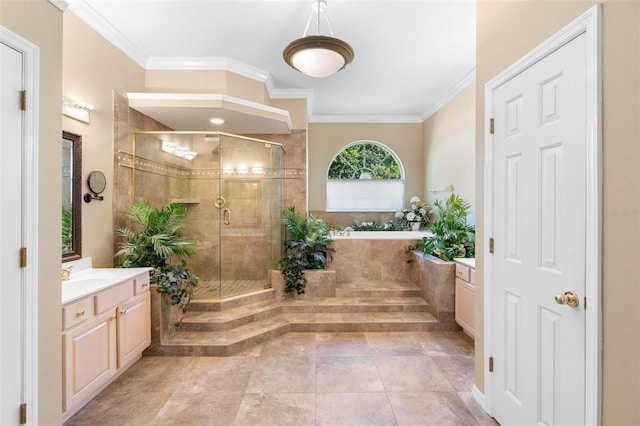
[223,208,231,225]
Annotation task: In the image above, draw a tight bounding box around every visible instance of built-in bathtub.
[330,231,429,283]
[331,230,432,240]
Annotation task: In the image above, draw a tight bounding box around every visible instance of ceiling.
[67,0,476,127]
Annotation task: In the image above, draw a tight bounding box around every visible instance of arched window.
[326,141,405,211]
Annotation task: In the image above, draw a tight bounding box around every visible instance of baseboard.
[472,385,489,415]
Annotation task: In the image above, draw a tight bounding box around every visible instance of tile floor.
[65,331,498,426]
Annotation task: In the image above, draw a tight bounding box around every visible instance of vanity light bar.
[161,141,197,161]
[221,164,266,175]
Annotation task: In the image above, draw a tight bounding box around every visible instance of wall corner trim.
[48,0,69,12]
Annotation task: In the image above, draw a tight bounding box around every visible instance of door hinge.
[584,296,587,311]
[489,118,494,134]
[489,357,494,372]
[20,247,27,268]
[489,238,494,254]
[20,90,27,111]
[20,403,27,424]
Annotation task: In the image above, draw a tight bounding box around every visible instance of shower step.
[187,288,275,312]
[180,296,430,332]
[335,280,421,298]
[147,310,445,357]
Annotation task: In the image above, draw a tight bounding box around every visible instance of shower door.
[127,131,283,301]
[214,135,283,298]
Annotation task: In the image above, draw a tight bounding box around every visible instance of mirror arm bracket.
[83,192,104,203]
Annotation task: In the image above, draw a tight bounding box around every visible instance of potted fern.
[115,201,200,327]
[422,193,475,261]
[278,205,335,295]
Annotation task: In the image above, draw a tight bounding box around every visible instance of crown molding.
[145,57,270,83]
[309,115,424,124]
[48,0,68,12]
[421,67,476,121]
[67,1,148,67]
[269,88,314,100]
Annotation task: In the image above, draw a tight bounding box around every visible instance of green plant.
[421,194,475,261]
[115,201,200,327]
[351,220,404,231]
[280,205,334,294]
[62,205,72,252]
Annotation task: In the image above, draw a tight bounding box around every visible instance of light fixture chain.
[324,11,335,37]
[302,12,313,37]
[316,0,321,35]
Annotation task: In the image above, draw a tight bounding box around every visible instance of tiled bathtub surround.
[331,238,415,283]
[65,331,497,426]
[409,252,457,323]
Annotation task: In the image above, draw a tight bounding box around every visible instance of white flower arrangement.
[397,196,430,227]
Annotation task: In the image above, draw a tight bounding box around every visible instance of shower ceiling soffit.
[127,93,292,134]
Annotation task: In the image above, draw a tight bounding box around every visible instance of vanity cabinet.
[62,272,150,421]
[454,259,475,338]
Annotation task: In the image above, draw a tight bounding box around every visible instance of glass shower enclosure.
[127,131,284,299]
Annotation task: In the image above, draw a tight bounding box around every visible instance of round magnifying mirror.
[88,171,106,194]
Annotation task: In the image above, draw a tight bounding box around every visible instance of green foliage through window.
[328,142,401,179]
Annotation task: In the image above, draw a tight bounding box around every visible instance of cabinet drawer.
[63,297,94,330]
[455,264,470,282]
[95,281,133,314]
[469,269,476,285]
[134,273,150,295]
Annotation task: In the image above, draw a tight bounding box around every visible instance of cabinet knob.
[76,310,85,317]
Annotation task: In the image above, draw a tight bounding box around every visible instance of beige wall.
[0,1,63,423]
[271,98,308,131]
[308,122,424,211]
[423,82,475,216]
[63,11,146,267]
[145,69,229,95]
[476,1,640,423]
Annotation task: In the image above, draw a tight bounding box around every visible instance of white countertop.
[61,258,151,305]
[453,257,475,269]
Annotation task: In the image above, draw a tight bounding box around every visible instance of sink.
[65,276,116,286]
[61,258,152,305]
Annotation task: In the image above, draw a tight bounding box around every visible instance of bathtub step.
[180,296,429,332]
[147,310,443,357]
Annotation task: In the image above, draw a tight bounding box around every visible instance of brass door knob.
[554,291,579,308]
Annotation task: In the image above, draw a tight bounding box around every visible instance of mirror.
[83,170,106,202]
[62,131,82,262]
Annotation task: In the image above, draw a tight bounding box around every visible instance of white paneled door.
[491,32,587,425]
[0,41,25,425]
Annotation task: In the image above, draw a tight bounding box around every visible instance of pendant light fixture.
[283,0,354,78]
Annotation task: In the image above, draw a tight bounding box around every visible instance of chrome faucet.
[61,267,72,282]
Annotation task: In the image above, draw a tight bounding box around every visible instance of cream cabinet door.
[117,291,150,368]
[63,310,117,411]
